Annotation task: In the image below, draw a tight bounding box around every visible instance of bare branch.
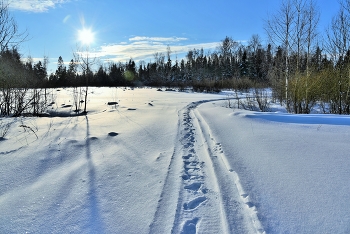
[0,0,28,52]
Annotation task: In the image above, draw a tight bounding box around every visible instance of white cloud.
[94,36,219,64]
[129,36,188,42]
[9,0,71,12]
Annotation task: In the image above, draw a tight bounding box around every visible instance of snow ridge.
[148,115,183,233]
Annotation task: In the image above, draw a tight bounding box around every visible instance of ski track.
[149,100,265,234]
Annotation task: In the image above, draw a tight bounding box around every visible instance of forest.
[2,0,350,115]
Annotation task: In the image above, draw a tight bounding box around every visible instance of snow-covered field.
[1,87,350,233]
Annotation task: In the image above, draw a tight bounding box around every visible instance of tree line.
[2,0,350,115]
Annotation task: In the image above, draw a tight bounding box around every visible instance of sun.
[78,28,95,45]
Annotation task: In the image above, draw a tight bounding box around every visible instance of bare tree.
[0,0,29,117]
[73,45,96,114]
[341,0,350,15]
[248,34,262,54]
[304,0,319,76]
[293,0,307,72]
[265,0,296,103]
[325,1,350,114]
[326,7,350,63]
[0,0,28,52]
[303,0,319,113]
[290,0,320,113]
[219,36,237,59]
[265,0,319,112]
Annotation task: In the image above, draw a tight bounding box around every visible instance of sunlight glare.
[78,28,95,45]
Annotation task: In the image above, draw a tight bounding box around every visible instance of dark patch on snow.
[108,132,119,137]
[201,188,208,194]
[182,154,192,160]
[246,202,254,208]
[62,104,72,108]
[107,102,118,105]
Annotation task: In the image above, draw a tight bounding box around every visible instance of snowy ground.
[1,87,350,233]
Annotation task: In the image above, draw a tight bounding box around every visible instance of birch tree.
[265,0,296,104]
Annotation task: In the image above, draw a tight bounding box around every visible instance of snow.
[198,102,350,233]
[1,87,350,233]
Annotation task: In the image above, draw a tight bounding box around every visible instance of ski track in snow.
[149,100,265,234]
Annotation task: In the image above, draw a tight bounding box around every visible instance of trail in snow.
[149,100,264,234]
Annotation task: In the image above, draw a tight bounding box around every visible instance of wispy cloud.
[9,0,71,12]
[93,36,219,63]
[21,57,43,64]
[129,36,188,42]
[63,14,71,23]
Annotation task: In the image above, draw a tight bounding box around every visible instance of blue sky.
[10,0,340,74]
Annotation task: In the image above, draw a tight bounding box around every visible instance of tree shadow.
[245,112,350,126]
[85,115,105,232]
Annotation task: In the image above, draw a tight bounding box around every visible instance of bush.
[0,119,11,139]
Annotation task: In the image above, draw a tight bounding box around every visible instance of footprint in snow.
[182,174,190,181]
[184,162,199,170]
[183,196,207,210]
[182,154,192,160]
[184,142,194,149]
[181,217,199,234]
[184,164,200,172]
[67,139,79,144]
[184,182,202,192]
